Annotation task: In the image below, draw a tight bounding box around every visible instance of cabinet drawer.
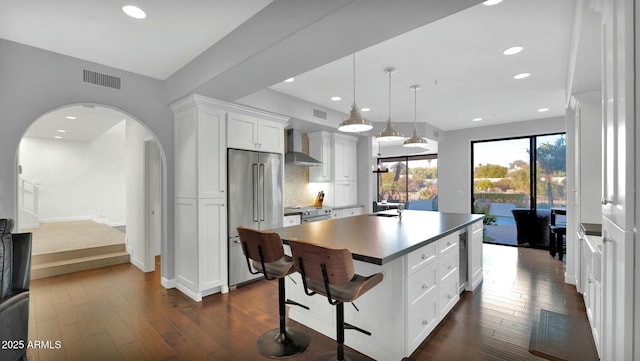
[438,275,459,318]
[341,207,363,218]
[283,215,301,227]
[438,249,458,282]
[438,232,458,255]
[407,242,437,275]
[408,261,437,304]
[407,289,438,351]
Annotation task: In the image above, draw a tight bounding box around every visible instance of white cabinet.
[308,131,332,182]
[436,233,459,318]
[583,234,603,356]
[599,1,635,360]
[171,95,288,302]
[333,134,358,207]
[286,230,466,360]
[284,214,301,227]
[467,221,483,291]
[330,206,363,220]
[227,112,285,153]
[172,95,228,301]
[333,134,358,182]
[308,132,358,207]
[340,206,363,218]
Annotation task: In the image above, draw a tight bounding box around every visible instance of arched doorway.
[17,103,166,277]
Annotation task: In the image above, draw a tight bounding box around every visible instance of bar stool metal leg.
[257,277,310,358]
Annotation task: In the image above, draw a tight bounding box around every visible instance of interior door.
[144,140,162,271]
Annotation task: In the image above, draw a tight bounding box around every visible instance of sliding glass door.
[472,133,566,247]
[377,155,438,210]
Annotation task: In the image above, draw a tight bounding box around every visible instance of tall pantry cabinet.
[598,0,636,360]
[171,94,287,302]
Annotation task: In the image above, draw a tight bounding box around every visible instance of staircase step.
[32,244,126,265]
[31,252,130,280]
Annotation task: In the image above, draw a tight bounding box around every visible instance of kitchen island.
[270,210,484,360]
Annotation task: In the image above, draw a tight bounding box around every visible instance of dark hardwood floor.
[27,244,590,361]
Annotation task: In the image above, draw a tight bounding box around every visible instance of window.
[377,154,438,210]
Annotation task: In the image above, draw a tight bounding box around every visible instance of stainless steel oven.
[285,206,333,223]
[301,214,331,223]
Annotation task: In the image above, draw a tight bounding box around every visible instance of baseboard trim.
[161,277,176,289]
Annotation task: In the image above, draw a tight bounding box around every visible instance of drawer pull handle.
[421,254,427,260]
[422,283,429,289]
[447,294,453,300]
[447,241,452,246]
[422,319,429,325]
[448,265,453,270]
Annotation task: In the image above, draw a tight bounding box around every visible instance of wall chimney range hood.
[284,129,321,166]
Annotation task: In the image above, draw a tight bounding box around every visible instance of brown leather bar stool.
[237,227,310,358]
[289,240,383,361]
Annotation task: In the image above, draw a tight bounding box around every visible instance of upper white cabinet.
[308,131,332,182]
[308,132,359,207]
[173,96,226,199]
[227,112,285,153]
[334,133,358,182]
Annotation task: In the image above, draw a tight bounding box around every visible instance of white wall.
[19,121,126,225]
[574,92,602,224]
[0,38,175,279]
[438,116,566,214]
[125,120,152,271]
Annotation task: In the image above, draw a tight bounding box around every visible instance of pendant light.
[372,138,389,173]
[403,85,429,148]
[338,54,373,132]
[376,67,404,141]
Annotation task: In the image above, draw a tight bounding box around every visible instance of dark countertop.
[581,223,602,236]
[269,210,484,265]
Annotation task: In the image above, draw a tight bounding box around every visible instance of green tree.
[474,164,508,178]
[536,136,566,206]
[475,179,493,191]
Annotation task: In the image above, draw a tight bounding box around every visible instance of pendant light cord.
[388,69,392,121]
[352,54,356,107]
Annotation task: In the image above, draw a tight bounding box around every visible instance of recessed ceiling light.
[331,96,342,101]
[537,108,550,112]
[472,118,482,122]
[503,46,523,55]
[56,129,66,133]
[65,116,76,120]
[513,73,531,79]
[483,0,503,5]
[54,136,63,139]
[122,5,146,19]
[284,77,295,83]
[360,107,371,112]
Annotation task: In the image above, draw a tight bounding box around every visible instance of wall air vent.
[312,108,327,120]
[83,70,121,89]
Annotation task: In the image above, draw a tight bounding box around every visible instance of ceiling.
[4,0,601,141]
[23,105,126,141]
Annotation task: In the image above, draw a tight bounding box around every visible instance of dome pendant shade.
[376,67,404,141]
[403,128,429,148]
[403,84,429,148]
[339,103,373,132]
[339,53,372,133]
[376,119,405,141]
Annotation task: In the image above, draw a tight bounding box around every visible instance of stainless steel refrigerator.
[227,149,283,286]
